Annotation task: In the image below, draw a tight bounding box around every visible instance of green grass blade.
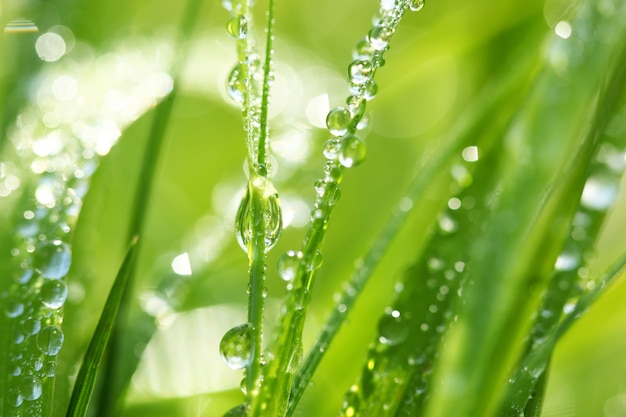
[286,66,527,417]
[425,2,626,416]
[65,238,138,417]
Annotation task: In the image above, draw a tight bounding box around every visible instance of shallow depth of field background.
[1,0,626,416]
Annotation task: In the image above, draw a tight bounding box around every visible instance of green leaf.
[65,238,138,417]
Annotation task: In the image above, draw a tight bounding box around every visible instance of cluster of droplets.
[0,37,175,415]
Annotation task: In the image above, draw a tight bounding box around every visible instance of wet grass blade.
[65,238,138,417]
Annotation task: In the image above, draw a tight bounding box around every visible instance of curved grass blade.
[286,65,528,417]
[65,238,138,417]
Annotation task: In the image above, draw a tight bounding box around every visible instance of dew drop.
[4,300,24,318]
[356,113,370,130]
[227,64,246,103]
[378,310,409,346]
[353,38,376,60]
[409,0,425,12]
[278,250,302,282]
[226,15,248,39]
[35,242,72,280]
[222,403,247,417]
[19,375,42,401]
[235,183,283,253]
[349,59,373,85]
[580,175,619,211]
[362,80,378,101]
[339,135,367,168]
[8,388,22,407]
[304,250,324,271]
[380,0,397,11]
[326,107,352,136]
[36,325,64,355]
[367,25,393,51]
[23,318,42,335]
[219,323,252,370]
[346,95,366,119]
[341,385,361,417]
[323,138,341,160]
[40,280,68,309]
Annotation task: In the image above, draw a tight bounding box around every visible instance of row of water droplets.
[220,1,284,415]
[340,144,481,417]
[0,35,174,415]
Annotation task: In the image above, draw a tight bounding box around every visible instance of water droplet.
[356,113,370,130]
[378,310,409,346]
[346,95,366,119]
[4,300,24,318]
[226,15,248,39]
[324,162,343,183]
[36,325,64,355]
[40,280,68,309]
[353,38,376,61]
[554,251,580,271]
[341,385,361,417]
[326,107,352,136]
[323,139,341,160]
[35,242,72,279]
[349,59,373,85]
[235,182,283,253]
[581,175,618,211]
[222,404,247,417]
[409,0,425,12]
[278,250,302,282]
[367,25,393,51]
[339,135,367,168]
[362,80,378,101]
[380,0,397,11]
[438,214,458,234]
[220,323,252,370]
[19,375,42,401]
[227,64,246,103]
[23,318,42,335]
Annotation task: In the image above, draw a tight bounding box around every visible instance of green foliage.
[1,0,626,417]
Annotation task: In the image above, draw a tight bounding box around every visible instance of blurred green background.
[1,0,626,416]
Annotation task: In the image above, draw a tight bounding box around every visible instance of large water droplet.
[36,242,72,279]
[367,25,393,51]
[323,139,341,160]
[326,107,352,136]
[409,0,425,12]
[378,310,409,346]
[349,59,373,85]
[40,280,68,309]
[353,38,376,61]
[36,325,64,355]
[19,375,42,401]
[580,175,619,211]
[362,80,378,101]
[235,182,283,253]
[222,404,247,417]
[227,64,246,104]
[278,250,302,282]
[339,135,367,168]
[220,323,252,370]
[226,15,248,39]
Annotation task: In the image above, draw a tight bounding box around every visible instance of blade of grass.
[286,65,528,416]
[94,1,204,415]
[65,237,138,417]
[425,2,626,416]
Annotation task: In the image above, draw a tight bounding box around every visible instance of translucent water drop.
[326,107,352,136]
[367,25,393,51]
[235,183,283,253]
[23,318,41,335]
[339,135,367,168]
[8,387,22,407]
[353,38,376,61]
[346,95,366,119]
[409,0,425,11]
[40,280,68,309]
[362,80,378,101]
[14,269,34,284]
[380,0,397,11]
[227,64,246,103]
[438,214,458,234]
[4,300,24,318]
[323,139,341,160]
[223,404,247,417]
[378,310,409,346]
[221,0,234,11]
[36,242,72,279]
[36,325,64,355]
[226,15,248,39]
[304,250,323,271]
[278,250,302,282]
[349,59,373,85]
[239,377,247,394]
[19,375,42,401]
[220,323,252,370]
[580,175,619,211]
[554,251,580,271]
[324,162,343,183]
[341,385,361,417]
